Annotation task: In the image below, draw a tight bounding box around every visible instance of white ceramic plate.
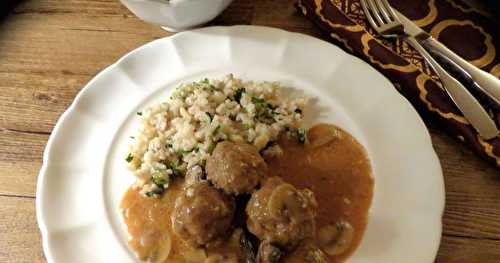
[36,26,444,263]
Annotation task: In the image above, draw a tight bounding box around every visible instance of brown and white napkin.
[296,0,500,167]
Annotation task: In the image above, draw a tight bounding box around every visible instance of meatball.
[171,181,235,247]
[246,177,318,248]
[206,141,267,195]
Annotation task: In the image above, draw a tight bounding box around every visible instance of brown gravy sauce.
[120,123,374,262]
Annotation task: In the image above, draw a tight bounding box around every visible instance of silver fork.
[360,0,499,139]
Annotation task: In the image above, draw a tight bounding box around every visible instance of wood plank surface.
[0,0,499,262]
[0,196,44,263]
[0,129,47,197]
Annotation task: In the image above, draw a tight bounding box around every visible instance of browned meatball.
[206,141,267,195]
[171,181,235,247]
[246,177,318,248]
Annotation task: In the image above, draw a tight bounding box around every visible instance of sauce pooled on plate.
[120,123,374,262]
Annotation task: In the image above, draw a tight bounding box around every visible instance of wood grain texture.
[0,129,47,197]
[429,126,500,241]
[0,196,44,263]
[436,235,500,262]
[0,0,499,262]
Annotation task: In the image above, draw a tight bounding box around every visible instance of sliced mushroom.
[267,183,304,220]
[146,233,172,263]
[239,229,257,263]
[307,124,343,148]
[247,177,317,249]
[317,221,354,255]
[256,241,283,263]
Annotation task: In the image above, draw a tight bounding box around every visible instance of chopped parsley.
[294,108,302,114]
[178,149,190,157]
[125,153,134,162]
[171,168,182,179]
[178,145,199,156]
[146,161,185,198]
[136,112,142,116]
[251,96,266,105]
[207,143,216,154]
[200,78,209,84]
[213,124,222,135]
[267,103,278,110]
[193,144,200,152]
[151,172,167,186]
[169,161,182,178]
[145,191,156,198]
[145,188,164,198]
[234,88,246,103]
[251,96,279,122]
[297,128,306,144]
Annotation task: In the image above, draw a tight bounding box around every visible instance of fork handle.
[405,36,499,139]
[420,37,500,106]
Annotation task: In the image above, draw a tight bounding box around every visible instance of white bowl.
[120,0,234,32]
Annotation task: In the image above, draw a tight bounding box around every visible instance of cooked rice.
[125,74,307,197]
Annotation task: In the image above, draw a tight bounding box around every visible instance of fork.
[360,0,499,139]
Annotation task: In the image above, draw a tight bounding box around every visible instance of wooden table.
[1,0,499,262]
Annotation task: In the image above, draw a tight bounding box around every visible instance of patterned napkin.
[296,0,500,167]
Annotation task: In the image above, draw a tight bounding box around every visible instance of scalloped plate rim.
[36,25,445,263]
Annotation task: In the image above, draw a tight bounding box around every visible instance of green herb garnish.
[178,150,190,156]
[145,191,156,198]
[251,96,266,104]
[125,153,134,162]
[171,168,182,178]
[200,78,209,84]
[151,172,168,186]
[208,143,216,154]
[251,96,279,121]
[297,128,306,144]
[213,124,222,135]
[267,103,277,110]
[234,88,246,103]
[136,112,142,116]
[294,108,302,114]
[145,188,164,198]
[178,145,199,156]
[169,161,182,178]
